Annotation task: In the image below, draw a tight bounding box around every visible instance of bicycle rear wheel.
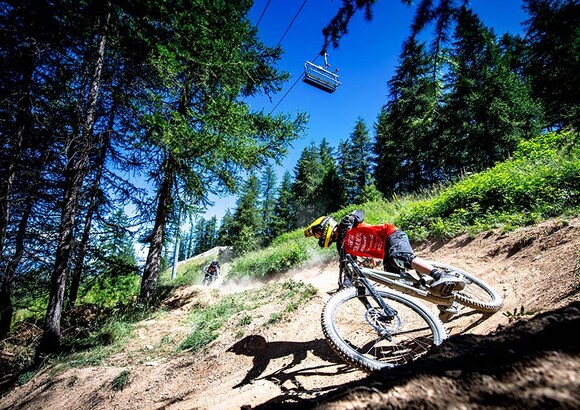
[428,261,503,313]
[321,287,446,372]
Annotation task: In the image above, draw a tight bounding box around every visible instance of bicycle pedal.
[430,276,465,296]
[438,303,458,322]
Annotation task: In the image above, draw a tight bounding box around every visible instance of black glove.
[340,210,364,231]
[339,215,355,231]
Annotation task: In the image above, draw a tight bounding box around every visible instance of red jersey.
[342,222,399,259]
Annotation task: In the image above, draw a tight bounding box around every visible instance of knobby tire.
[427,261,503,313]
[321,287,446,372]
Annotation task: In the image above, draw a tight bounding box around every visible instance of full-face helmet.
[304,216,337,248]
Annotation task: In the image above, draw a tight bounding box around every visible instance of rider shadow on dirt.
[227,335,353,390]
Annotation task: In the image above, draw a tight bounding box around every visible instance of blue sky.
[203,0,528,222]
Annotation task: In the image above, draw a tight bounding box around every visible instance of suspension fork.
[345,254,398,319]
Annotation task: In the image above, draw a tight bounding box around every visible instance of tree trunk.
[0,41,35,340]
[66,130,110,309]
[39,10,109,354]
[0,276,13,340]
[0,199,33,340]
[139,155,176,304]
[67,73,124,309]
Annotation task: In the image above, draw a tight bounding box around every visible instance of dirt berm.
[1,217,579,409]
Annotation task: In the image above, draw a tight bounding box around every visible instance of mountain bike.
[321,248,503,372]
[201,269,219,286]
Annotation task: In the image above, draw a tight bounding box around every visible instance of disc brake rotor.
[365,307,401,336]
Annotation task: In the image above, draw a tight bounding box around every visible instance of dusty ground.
[1,217,579,410]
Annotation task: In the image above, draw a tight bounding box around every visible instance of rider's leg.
[384,231,465,296]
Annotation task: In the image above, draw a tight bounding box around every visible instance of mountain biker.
[204,260,220,282]
[303,210,465,297]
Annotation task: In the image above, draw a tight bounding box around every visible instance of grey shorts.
[383,230,416,270]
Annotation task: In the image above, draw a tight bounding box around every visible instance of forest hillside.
[1,216,578,409]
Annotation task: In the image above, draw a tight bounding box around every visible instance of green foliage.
[238,314,253,326]
[374,36,441,195]
[523,0,580,130]
[574,255,580,291]
[111,370,131,392]
[80,274,141,308]
[232,225,261,256]
[292,140,342,228]
[179,280,316,352]
[503,306,535,323]
[338,118,375,205]
[394,132,580,240]
[159,258,207,287]
[231,176,262,256]
[59,305,155,368]
[63,320,136,368]
[17,371,36,386]
[442,5,542,175]
[224,131,579,276]
[229,239,311,279]
[266,280,317,324]
[179,295,246,352]
[185,217,220,259]
[271,171,298,238]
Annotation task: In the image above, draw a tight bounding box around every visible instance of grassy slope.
[228,131,579,280]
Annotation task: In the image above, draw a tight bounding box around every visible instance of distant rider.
[303,210,465,297]
[204,260,221,283]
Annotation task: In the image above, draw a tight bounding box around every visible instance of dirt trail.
[1,217,579,410]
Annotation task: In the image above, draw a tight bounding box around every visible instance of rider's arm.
[339,210,364,231]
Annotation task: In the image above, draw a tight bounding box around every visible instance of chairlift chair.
[303,61,341,93]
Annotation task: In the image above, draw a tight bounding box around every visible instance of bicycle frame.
[357,265,455,308]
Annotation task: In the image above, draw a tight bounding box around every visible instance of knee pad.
[388,252,416,270]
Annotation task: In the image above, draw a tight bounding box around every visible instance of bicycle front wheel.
[321,287,446,372]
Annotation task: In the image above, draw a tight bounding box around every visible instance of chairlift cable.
[255,0,271,27]
[269,75,301,114]
[276,0,308,49]
[269,50,321,114]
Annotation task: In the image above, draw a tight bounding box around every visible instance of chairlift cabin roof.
[303,61,341,93]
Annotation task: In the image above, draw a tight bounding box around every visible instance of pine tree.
[231,175,261,255]
[338,118,374,205]
[218,209,235,246]
[272,172,297,237]
[374,37,438,195]
[442,6,542,173]
[337,140,357,205]
[523,0,580,130]
[191,218,206,256]
[259,165,278,246]
[206,217,219,251]
[318,139,342,214]
[292,143,324,226]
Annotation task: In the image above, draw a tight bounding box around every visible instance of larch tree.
[39,1,114,353]
[136,0,306,303]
